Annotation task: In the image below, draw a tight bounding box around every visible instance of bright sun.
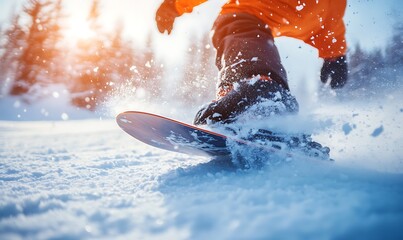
[61,0,99,43]
[64,16,95,42]
[60,0,191,62]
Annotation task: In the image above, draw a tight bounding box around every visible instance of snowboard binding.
[223,127,332,165]
[249,129,331,161]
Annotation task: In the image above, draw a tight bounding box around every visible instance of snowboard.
[116,111,330,160]
[116,111,233,157]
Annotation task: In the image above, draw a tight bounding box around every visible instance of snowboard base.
[116,111,331,161]
[116,111,231,157]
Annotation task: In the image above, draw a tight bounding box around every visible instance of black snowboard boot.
[193,76,299,125]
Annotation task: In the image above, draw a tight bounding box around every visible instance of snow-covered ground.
[1,87,402,239]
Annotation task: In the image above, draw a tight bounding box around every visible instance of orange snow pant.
[212,13,289,89]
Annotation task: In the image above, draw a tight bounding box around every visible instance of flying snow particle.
[342,123,353,135]
[13,101,21,108]
[371,125,384,137]
[85,225,92,233]
[130,65,139,73]
[296,5,304,11]
[61,113,69,121]
[93,67,99,73]
[41,108,49,117]
[52,91,60,98]
[212,113,222,118]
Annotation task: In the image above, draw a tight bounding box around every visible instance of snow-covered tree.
[385,22,403,68]
[179,39,199,102]
[10,0,64,96]
[70,0,139,110]
[0,14,26,96]
[347,20,403,92]
[137,32,163,99]
[179,34,216,104]
[196,34,216,101]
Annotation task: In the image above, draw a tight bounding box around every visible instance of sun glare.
[60,0,198,63]
[64,16,95,42]
[61,0,96,43]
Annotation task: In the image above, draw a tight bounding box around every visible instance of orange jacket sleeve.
[302,0,347,58]
[174,0,347,58]
[175,0,207,15]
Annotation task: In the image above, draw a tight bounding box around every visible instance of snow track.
[1,114,402,239]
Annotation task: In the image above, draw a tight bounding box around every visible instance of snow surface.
[0,84,98,121]
[1,88,403,239]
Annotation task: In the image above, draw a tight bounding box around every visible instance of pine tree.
[385,21,403,67]
[70,0,107,110]
[70,0,139,110]
[348,43,368,88]
[197,34,216,101]
[45,0,65,84]
[10,0,64,96]
[383,21,403,86]
[138,32,162,99]
[180,39,199,102]
[109,21,137,84]
[0,14,26,95]
[180,34,216,104]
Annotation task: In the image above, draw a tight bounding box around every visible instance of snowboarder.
[156,0,348,125]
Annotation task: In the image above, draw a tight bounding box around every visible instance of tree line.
[347,21,403,92]
[0,0,216,110]
[0,0,401,111]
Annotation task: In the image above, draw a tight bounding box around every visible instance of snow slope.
[0,84,98,121]
[1,90,403,239]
